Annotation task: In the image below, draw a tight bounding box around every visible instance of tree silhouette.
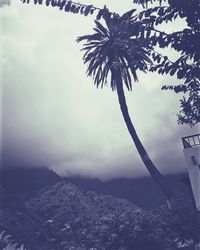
[133,0,200,126]
[20,0,112,20]
[21,0,199,126]
[22,0,200,203]
[20,0,174,207]
[76,11,172,208]
[133,0,200,242]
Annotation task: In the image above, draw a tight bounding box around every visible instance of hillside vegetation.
[0,167,197,250]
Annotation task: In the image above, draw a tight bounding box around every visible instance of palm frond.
[77,15,151,91]
[77,33,102,43]
[94,20,109,37]
[76,35,90,43]
[121,9,137,20]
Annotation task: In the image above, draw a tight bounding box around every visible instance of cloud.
[1,1,198,180]
[0,0,10,7]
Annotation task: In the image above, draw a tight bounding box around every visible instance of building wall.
[183,146,200,211]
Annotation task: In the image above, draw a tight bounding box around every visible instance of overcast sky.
[0,0,199,179]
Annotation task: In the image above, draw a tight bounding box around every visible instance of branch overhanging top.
[20,0,116,20]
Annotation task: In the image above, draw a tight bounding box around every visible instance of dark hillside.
[0,167,61,194]
[65,173,190,210]
[0,167,196,250]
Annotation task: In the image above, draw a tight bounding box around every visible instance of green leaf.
[94,20,109,36]
[84,5,92,16]
[70,4,76,13]
[177,69,186,79]
[80,6,84,14]
[170,68,177,76]
[96,9,103,20]
[51,0,57,7]
[121,9,136,19]
[58,0,66,10]
[158,7,164,16]
[64,1,72,12]
[90,8,95,15]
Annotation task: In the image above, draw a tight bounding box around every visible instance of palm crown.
[77,11,152,91]
[77,10,172,206]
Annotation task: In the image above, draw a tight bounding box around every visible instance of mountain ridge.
[0,167,195,250]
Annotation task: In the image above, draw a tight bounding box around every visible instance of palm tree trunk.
[115,74,172,209]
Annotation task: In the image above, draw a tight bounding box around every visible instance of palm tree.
[77,11,172,209]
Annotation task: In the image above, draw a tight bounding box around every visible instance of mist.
[1,1,198,180]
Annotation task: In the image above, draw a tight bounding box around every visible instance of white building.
[182,134,200,211]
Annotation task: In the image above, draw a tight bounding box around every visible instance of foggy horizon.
[1,0,199,180]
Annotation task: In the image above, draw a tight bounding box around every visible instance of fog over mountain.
[1,1,198,180]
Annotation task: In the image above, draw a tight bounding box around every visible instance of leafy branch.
[20,0,115,20]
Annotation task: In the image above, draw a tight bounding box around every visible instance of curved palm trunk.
[115,74,172,209]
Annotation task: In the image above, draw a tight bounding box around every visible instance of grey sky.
[0,0,10,7]
[1,1,199,179]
